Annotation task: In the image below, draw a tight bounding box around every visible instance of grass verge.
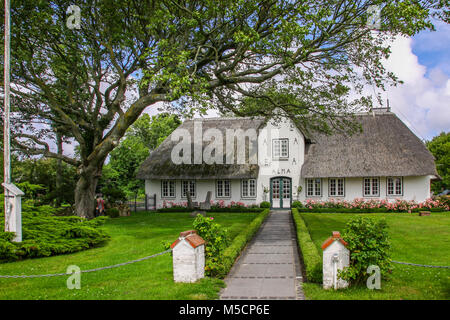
[299,211,450,300]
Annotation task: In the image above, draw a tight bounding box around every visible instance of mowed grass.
[299,212,450,300]
[0,211,258,300]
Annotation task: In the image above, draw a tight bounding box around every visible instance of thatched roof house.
[138,111,438,209]
[301,112,438,178]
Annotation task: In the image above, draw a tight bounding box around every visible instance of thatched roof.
[301,112,438,178]
[137,112,438,180]
[136,117,265,180]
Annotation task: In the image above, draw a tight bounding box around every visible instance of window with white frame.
[272,138,289,158]
[363,177,379,197]
[161,180,176,198]
[241,179,256,198]
[216,180,231,198]
[387,177,402,196]
[181,180,196,198]
[329,178,345,197]
[306,178,322,196]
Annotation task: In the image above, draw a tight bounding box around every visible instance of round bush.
[259,201,271,208]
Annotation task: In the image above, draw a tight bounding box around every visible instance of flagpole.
[4,0,11,230]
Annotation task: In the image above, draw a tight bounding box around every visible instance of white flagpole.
[4,0,11,231]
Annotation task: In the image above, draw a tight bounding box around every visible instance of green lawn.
[300,212,450,300]
[0,211,258,300]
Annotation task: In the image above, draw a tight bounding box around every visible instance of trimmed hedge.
[217,208,270,278]
[292,208,322,283]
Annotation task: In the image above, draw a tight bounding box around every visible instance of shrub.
[105,208,120,218]
[292,200,303,208]
[193,215,230,277]
[291,208,322,283]
[259,201,271,208]
[339,216,392,285]
[0,197,110,261]
[101,186,127,205]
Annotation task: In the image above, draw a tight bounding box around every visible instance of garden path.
[220,210,305,300]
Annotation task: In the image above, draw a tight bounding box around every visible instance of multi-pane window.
[216,180,231,198]
[329,178,345,197]
[387,177,402,196]
[306,178,322,197]
[363,177,379,197]
[242,179,256,198]
[272,139,289,158]
[181,180,196,198]
[161,180,176,198]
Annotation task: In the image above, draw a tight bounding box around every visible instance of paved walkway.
[220,210,305,300]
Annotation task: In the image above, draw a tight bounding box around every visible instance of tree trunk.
[55,131,63,207]
[74,169,100,219]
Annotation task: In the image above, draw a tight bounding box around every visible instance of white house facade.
[137,110,438,209]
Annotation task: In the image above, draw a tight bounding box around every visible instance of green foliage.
[259,201,271,208]
[0,198,110,261]
[426,132,450,194]
[292,208,322,283]
[101,186,127,205]
[100,113,181,200]
[340,216,392,285]
[193,215,230,277]
[127,113,182,151]
[105,208,120,218]
[8,157,78,205]
[292,200,303,208]
[219,209,270,278]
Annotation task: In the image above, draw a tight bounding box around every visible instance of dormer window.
[273,138,289,159]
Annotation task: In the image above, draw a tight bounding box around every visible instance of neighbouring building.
[136,109,438,209]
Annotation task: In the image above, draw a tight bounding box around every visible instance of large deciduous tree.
[1,0,447,217]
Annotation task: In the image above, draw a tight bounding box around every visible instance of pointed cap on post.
[2,183,24,196]
[171,230,205,249]
[321,231,348,250]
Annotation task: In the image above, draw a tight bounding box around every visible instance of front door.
[270,177,291,209]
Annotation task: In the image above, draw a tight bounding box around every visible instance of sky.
[382,20,450,141]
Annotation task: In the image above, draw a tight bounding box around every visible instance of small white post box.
[171,230,205,283]
[2,182,24,242]
[321,231,349,289]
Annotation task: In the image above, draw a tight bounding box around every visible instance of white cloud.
[382,35,450,140]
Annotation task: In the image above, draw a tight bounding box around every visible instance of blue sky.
[412,21,450,77]
[379,20,449,141]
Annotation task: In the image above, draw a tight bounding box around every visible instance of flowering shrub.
[192,215,230,277]
[296,198,449,212]
[340,216,392,285]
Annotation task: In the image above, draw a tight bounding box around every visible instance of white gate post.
[2,183,24,242]
[171,230,205,283]
[321,231,350,289]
